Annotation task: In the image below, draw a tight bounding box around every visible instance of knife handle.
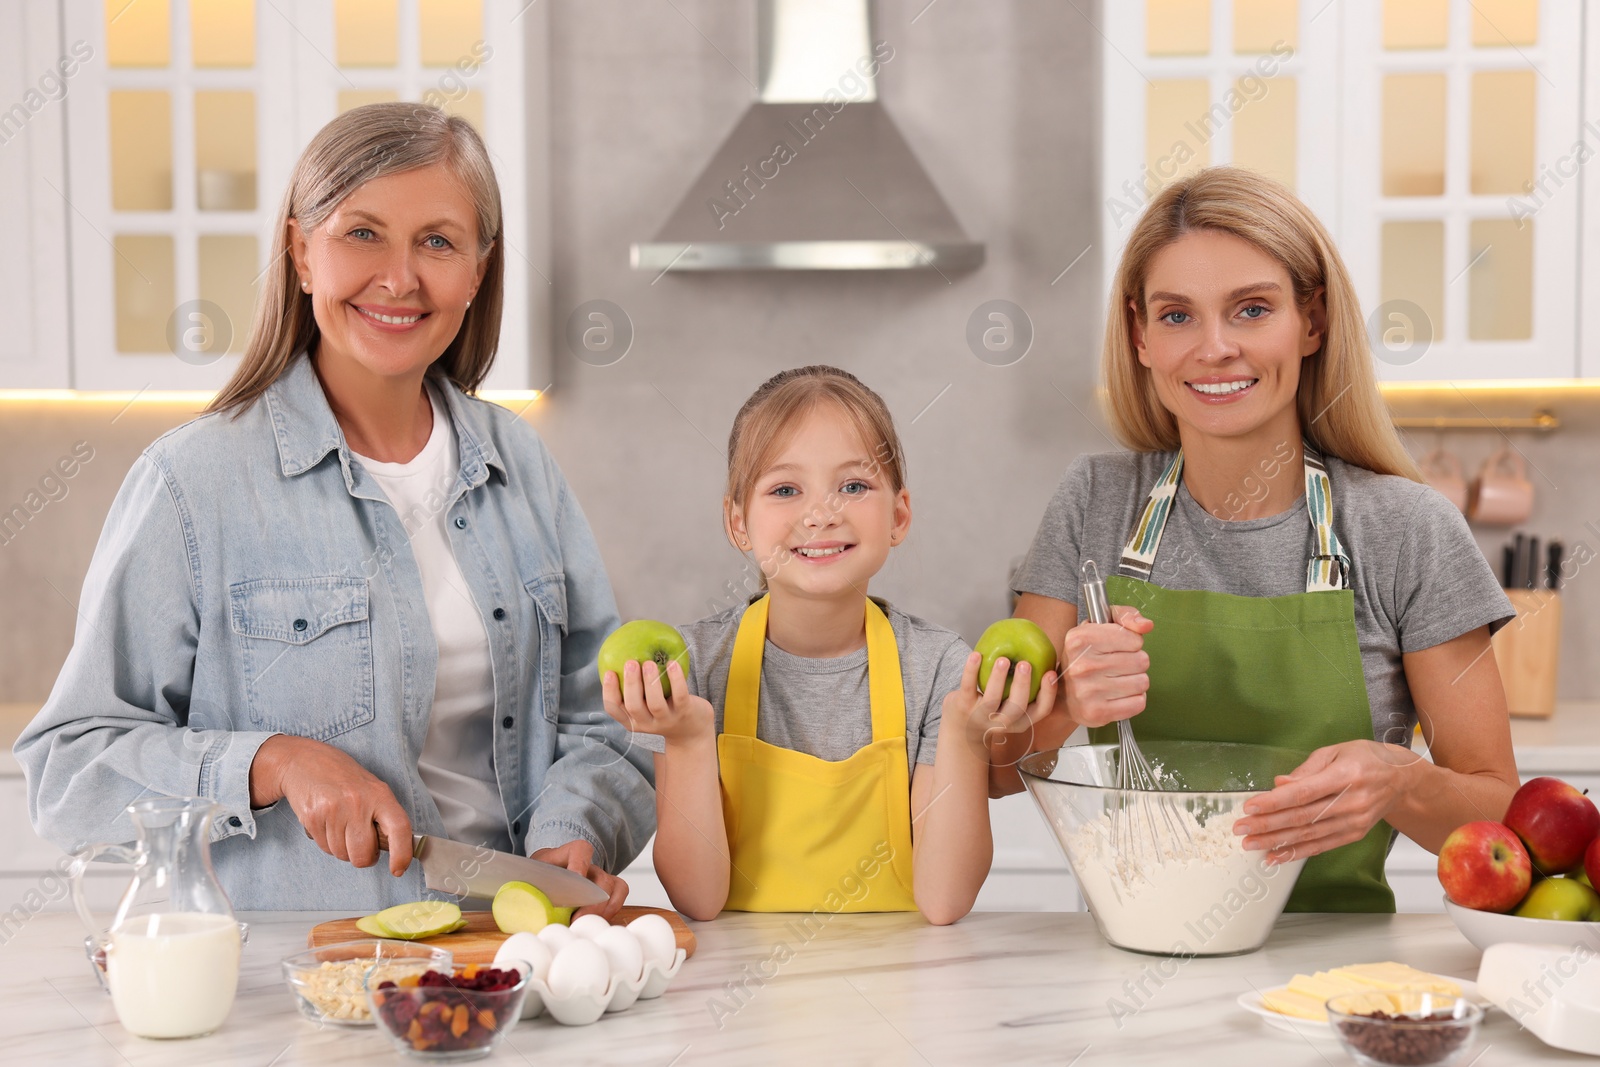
[374,827,425,856]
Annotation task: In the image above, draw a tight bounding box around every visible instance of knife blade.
[379,831,609,907]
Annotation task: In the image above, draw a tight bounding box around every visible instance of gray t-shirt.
[1013,451,1514,746]
[629,599,971,768]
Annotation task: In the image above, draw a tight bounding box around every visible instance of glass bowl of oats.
[282,939,454,1026]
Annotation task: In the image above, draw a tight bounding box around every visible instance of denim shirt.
[14,356,656,911]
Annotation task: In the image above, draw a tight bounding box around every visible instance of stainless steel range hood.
[631,0,983,273]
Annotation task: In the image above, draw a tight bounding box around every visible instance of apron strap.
[723,595,770,738]
[723,595,907,742]
[1117,450,1184,579]
[1302,443,1350,592]
[1116,441,1350,592]
[865,598,907,742]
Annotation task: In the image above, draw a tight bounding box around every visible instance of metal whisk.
[1079,560,1193,874]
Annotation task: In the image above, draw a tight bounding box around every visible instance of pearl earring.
[465,300,471,309]
[301,280,310,292]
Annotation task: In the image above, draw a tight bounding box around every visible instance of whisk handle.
[1080,560,1113,625]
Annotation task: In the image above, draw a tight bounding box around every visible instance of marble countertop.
[5,910,1589,1065]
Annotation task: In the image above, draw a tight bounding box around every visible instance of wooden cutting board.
[308,907,696,965]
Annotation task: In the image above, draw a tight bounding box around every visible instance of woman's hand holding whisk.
[1060,605,1155,728]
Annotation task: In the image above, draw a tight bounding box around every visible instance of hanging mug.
[1419,448,1468,514]
[1468,446,1535,526]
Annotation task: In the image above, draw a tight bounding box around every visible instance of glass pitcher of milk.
[69,796,247,1039]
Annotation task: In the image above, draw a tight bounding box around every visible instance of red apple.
[1437,820,1533,913]
[1585,836,1600,892]
[1504,777,1600,875]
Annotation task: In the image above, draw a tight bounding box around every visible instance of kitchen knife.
[1502,543,1516,588]
[378,831,609,906]
[1549,540,1564,591]
[1512,533,1526,592]
[1526,536,1540,590]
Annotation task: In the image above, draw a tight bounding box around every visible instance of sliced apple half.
[493,880,575,934]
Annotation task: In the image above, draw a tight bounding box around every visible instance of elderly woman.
[16,104,654,912]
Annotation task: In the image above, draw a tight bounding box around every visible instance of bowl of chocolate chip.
[1325,991,1483,1067]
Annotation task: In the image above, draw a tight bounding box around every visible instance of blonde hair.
[723,366,907,555]
[205,103,504,415]
[1103,167,1420,481]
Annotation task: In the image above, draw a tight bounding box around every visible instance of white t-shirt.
[352,386,509,850]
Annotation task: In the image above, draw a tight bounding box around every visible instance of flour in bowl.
[1063,795,1303,956]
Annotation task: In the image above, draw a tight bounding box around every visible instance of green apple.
[492,880,573,934]
[1569,866,1594,889]
[598,620,691,699]
[974,619,1059,703]
[1513,875,1600,921]
[370,900,465,939]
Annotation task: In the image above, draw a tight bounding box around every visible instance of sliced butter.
[1260,986,1329,1021]
[1288,970,1367,1002]
[1335,963,1460,996]
[1259,963,1460,1022]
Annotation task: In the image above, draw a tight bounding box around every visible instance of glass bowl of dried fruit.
[1326,991,1483,1067]
[282,940,453,1027]
[367,962,529,1061]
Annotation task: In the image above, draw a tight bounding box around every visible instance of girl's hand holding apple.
[1060,604,1154,728]
[951,652,1060,758]
[601,659,715,744]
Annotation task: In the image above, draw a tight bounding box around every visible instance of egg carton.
[515,949,687,1026]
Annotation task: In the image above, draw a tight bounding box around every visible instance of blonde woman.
[992,167,1517,912]
[16,104,653,912]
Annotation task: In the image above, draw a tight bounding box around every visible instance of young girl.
[602,366,1058,924]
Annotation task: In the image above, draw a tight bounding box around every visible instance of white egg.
[593,925,645,983]
[627,913,677,971]
[568,913,611,940]
[536,923,577,952]
[546,939,610,999]
[494,932,553,983]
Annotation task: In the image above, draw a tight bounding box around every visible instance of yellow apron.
[718,595,918,912]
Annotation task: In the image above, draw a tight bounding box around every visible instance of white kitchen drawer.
[0,776,74,872]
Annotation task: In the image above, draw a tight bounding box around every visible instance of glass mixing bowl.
[1019,741,1311,957]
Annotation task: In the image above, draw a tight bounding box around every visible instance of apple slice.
[493,880,574,934]
[371,900,464,940]
[355,914,387,938]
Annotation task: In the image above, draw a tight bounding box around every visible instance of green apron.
[1087,443,1395,913]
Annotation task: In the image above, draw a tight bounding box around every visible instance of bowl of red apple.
[1439,777,1600,952]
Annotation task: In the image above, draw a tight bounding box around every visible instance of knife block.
[1491,589,1562,718]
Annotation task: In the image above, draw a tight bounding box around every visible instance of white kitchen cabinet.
[1101,0,1585,384]
[0,776,124,936]
[5,0,548,392]
[0,0,72,390]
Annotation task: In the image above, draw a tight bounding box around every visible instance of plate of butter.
[1239,962,1486,1035]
